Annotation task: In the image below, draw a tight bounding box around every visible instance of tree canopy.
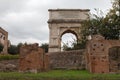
[63,0,120,51]
[81,0,120,40]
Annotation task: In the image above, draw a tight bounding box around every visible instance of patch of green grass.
[0,55,19,61]
[0,70,120,80]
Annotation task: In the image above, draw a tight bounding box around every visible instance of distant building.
[0,27,10,54]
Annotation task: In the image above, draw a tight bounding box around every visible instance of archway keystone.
[48,9,90,52]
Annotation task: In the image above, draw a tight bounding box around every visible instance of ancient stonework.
[0,60,18,72]
[86,35,120,73]
[48,9,90,52]
[46,50,85,70]
[19,43,48,73]
[0,27,10,54]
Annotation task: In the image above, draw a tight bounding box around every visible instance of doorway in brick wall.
[109,46,120,73]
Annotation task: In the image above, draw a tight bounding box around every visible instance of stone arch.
[60,29,78,40]
[48,9,90,52]
[60,29,78,50]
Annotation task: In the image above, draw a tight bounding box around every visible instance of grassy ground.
[0,70,120,80]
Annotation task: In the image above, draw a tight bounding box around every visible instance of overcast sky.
[0,0,112,45]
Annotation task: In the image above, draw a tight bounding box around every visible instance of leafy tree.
[40,43,49,53]
[62,43,72,51]
[63,0,119,51]
[104,0,120,39]
[0,43,4,53]
[81,0,120,40]
[8,45,18,55]
[17,43,23,53]
[62,40,86,51]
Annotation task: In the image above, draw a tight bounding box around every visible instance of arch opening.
[60,30,78,51]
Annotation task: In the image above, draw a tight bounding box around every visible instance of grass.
[0,54,19,61]
[0,55,120,80]
[0,70,120,80]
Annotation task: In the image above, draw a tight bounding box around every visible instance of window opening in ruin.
[118,63,120,70]
[3,37,5,40]
[61,33,77,51]
[109,46,120,72]
[109,46,120,60]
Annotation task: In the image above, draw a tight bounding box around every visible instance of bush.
[0,55,19,61]
[8,45,18,55]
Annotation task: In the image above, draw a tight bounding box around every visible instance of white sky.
[0,0,112,45]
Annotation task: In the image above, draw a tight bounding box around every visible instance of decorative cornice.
[0,27,8,35]
[48,19,85,23]
[48,9,90,12]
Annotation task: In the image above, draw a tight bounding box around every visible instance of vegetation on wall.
[0,55,19,61]
[8,43,23,55]
[40,43,49,53]
[81,0,120,40]
[63,0,120,51]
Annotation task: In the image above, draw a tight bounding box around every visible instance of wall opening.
[61,30,78,51]
[109,46,120,72]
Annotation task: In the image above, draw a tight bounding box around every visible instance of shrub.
[0,55,19,61]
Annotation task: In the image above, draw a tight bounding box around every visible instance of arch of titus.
[48,9,90,52]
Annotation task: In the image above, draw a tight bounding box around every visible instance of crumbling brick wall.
[46,50,85,70]
[86,35,120,73]
[19,43,48,73]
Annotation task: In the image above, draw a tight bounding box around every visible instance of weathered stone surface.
[19,43,48,73]
[86,35,120,73]
[46,50,85,70]
[48,9,90,52]
[0,60,18,72]
[0,27,10,54]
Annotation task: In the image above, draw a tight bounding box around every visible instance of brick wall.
[46,50,85,70]
[86,35,120,73]
[19,43,48,73]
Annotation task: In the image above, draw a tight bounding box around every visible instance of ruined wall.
[47,50,85,70]
[19,43,47,73]
[0,27,9,54]
[86,35,120,73]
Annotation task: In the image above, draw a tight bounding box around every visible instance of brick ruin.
[19,44,86,72]
[46,50,85,70]
[18,35,120,74]
[19,43,48,73]
[86,35,120,73]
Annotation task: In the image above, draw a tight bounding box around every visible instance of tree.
[40,43,49,53]
[0,43,4,53]
[81,0,120,40]
[62,40,86,51]
[62,42,72,51]
[8,45,18,55]
[63,0,120,51]
[17,43,23,54]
